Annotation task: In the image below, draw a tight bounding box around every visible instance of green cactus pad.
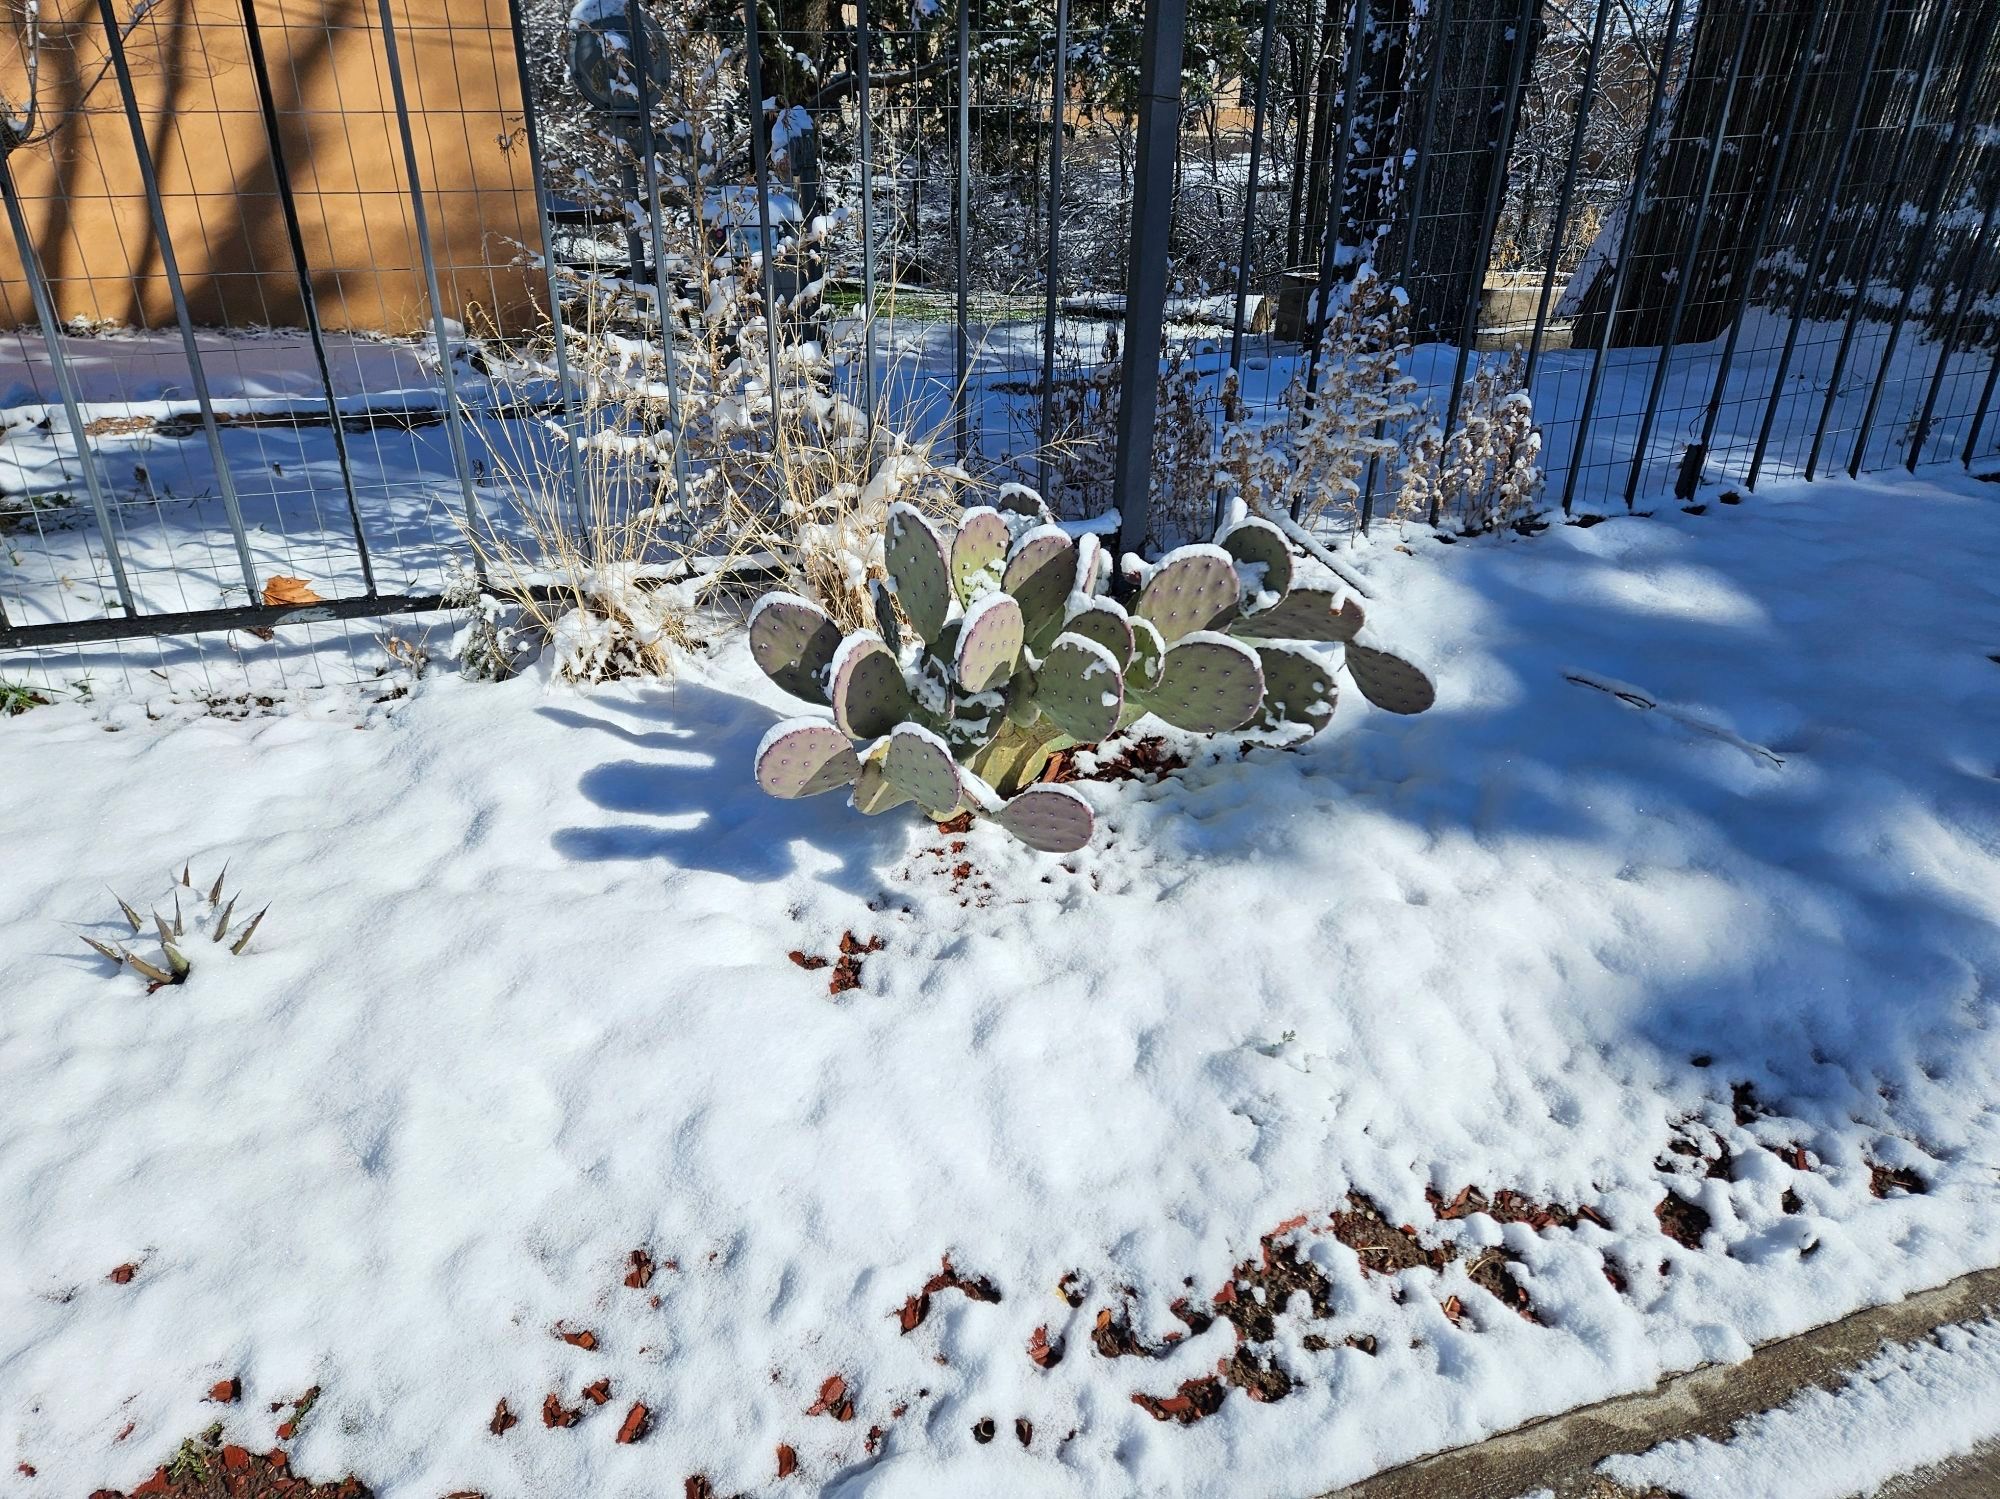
[748,591,842,705]
[1002,526,1078,649]
[1129,616,1166,691]
[954,592,1024,693]
[1251,645,1338,734]
[1141,632,1265,733]
[993,783,1094,853]
[851,749,916,815]
[1232,586,1366,642]
[885,723,964,815]
[950,507,1011,603]
[1345,642,1436,715]
[830,633,915,740]
[1219,517,1294,602]
[1135,545,1242,642]
[1062,597,1134,668]
[885,503,953,641]
[995,483,1053,522]
[754,718,862,798]
[1036,633,1125,744]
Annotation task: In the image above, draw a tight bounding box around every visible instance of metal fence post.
[374,0,488,555]
[1556,0,1688,516]
[742,0,788,445]
[1623,0,1757,505]
[1523,0,1610,388]
[1846,1,1999,478]
[1961,348,2000,467]
[1111,0,1187,559]
[1803,0,1950,481]
[1907,170,2000,470]
[857,0,880,420]
[1038,0,1071,496]
[1229,0,1280,377]
[0,154,137,618]
[237,0,377,596]
[625,0,696,510]
[1302,0,1368,412]
[97,0,262,600]
[954,0,971,459]
[1747,0,1895,489]
[502,0,590,544]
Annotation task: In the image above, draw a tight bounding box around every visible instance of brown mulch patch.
[897,1255,1001,1333]
[1328,1194,1452,1275]
[1655,1189,1713,1248]
[1429,1185,1609,1232]
[1869,1162,1928,1197]
[1045,736,1190,786]
[88,1428,369,1499]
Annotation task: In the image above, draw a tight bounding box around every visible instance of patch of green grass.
[0,680,52,716]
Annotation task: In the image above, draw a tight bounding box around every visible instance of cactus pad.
[1141,632,1265,733]
[1135,545,1241,642]
[830,633,915,740]
[885,503,953,641]
[1002,526,1077,649]
[950,507,1011,603]
[1062,597,1134,668]
[995,483,1053,521]
[1220,518,1293,602]
[851,750,915,815]
[954,592,1024,693]
[1345,642,1436,715]
[748,592,842,705]
[1128,616,1166,691]
[993,784,1094,854]
[1251,645,1338,733]
[1036,633,1125,744]
[885,723,964,815]
[1233,586,1365,642]
[755,718,862,798]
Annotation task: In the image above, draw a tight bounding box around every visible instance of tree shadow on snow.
[543,682,906,893]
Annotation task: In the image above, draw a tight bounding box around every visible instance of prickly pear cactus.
[746,491,1435,851]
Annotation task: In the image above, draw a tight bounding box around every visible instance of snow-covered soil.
[5,468,2000,1498]
[1603,1318,2000,1499]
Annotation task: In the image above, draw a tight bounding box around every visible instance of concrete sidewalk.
[1320,1266,2000,1499]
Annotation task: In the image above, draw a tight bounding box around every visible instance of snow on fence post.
[1302,0,1369,416]
[96,0,264,600]
[1110,0,1187,562]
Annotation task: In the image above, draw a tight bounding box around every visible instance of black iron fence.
[2,0,1997,694]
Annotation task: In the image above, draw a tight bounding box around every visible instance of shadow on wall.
[0,0,539,334]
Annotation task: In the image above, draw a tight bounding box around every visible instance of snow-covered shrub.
[78,865,269,990]
[746,488,1435,853]
[1439,352,1544,533]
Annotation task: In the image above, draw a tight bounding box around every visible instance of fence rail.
[1,0,1996,695]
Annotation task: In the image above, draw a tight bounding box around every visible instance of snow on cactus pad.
[1135,544,1242,642]
[1062,596,1135,669]
[1251,644,1338,733]
[954,592,1024,693]
[747,591,842,705]
[884,723,963,816]
[885,503,952,642]
[1037,633,1125,745]
[829,632,915,740]
[753,718,862,798]
[949,506,1010,604]
[992,783,1094,853]
[1233,586,1366,642]
[1219,517,1294,602]
[1142,631,1266,733]
[1346,640,1437,715]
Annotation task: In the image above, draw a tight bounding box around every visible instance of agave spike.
[80,934,125,966]
[113,893,142,933]
[162,941,192,981]
[213,894,238,943]
[153,911,173,948]
[207,864,228,906]
[172,891,183,938]
[180,861,191,888]
[231,905,270,956]
[125,951,173,986]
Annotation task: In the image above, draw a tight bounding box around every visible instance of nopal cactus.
[748,491,1434,853]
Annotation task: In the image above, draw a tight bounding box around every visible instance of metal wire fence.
[1,0,1996,698]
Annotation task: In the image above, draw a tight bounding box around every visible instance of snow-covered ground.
[1603,1318,2000,1499]
[4,465,1999,1497]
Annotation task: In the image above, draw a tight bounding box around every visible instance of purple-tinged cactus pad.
[995,482,1053,521]
[885,503,953,642]
[747,591,842,705]
[950,507,1011,603]
[1233,586,1365,642]
[1142,631,1265,733]
[1128,616,1166,691]
[754,718,862,798]
[885,723,964,815]
[851,751,916,815]
[1135,545,1242,643]
[1345,642,1436,715]
[1037,633,1125,744]
[954,592,1025,693]
[1219,518,1294,602]
[1062,597,1134,668]
[1251,645,1338,734]
[830,632,915,740]
[993,783,1095,853]
[1002,526,1077,649]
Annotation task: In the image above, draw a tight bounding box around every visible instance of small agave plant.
[78,863,270,990]
[749,490,1435,853]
